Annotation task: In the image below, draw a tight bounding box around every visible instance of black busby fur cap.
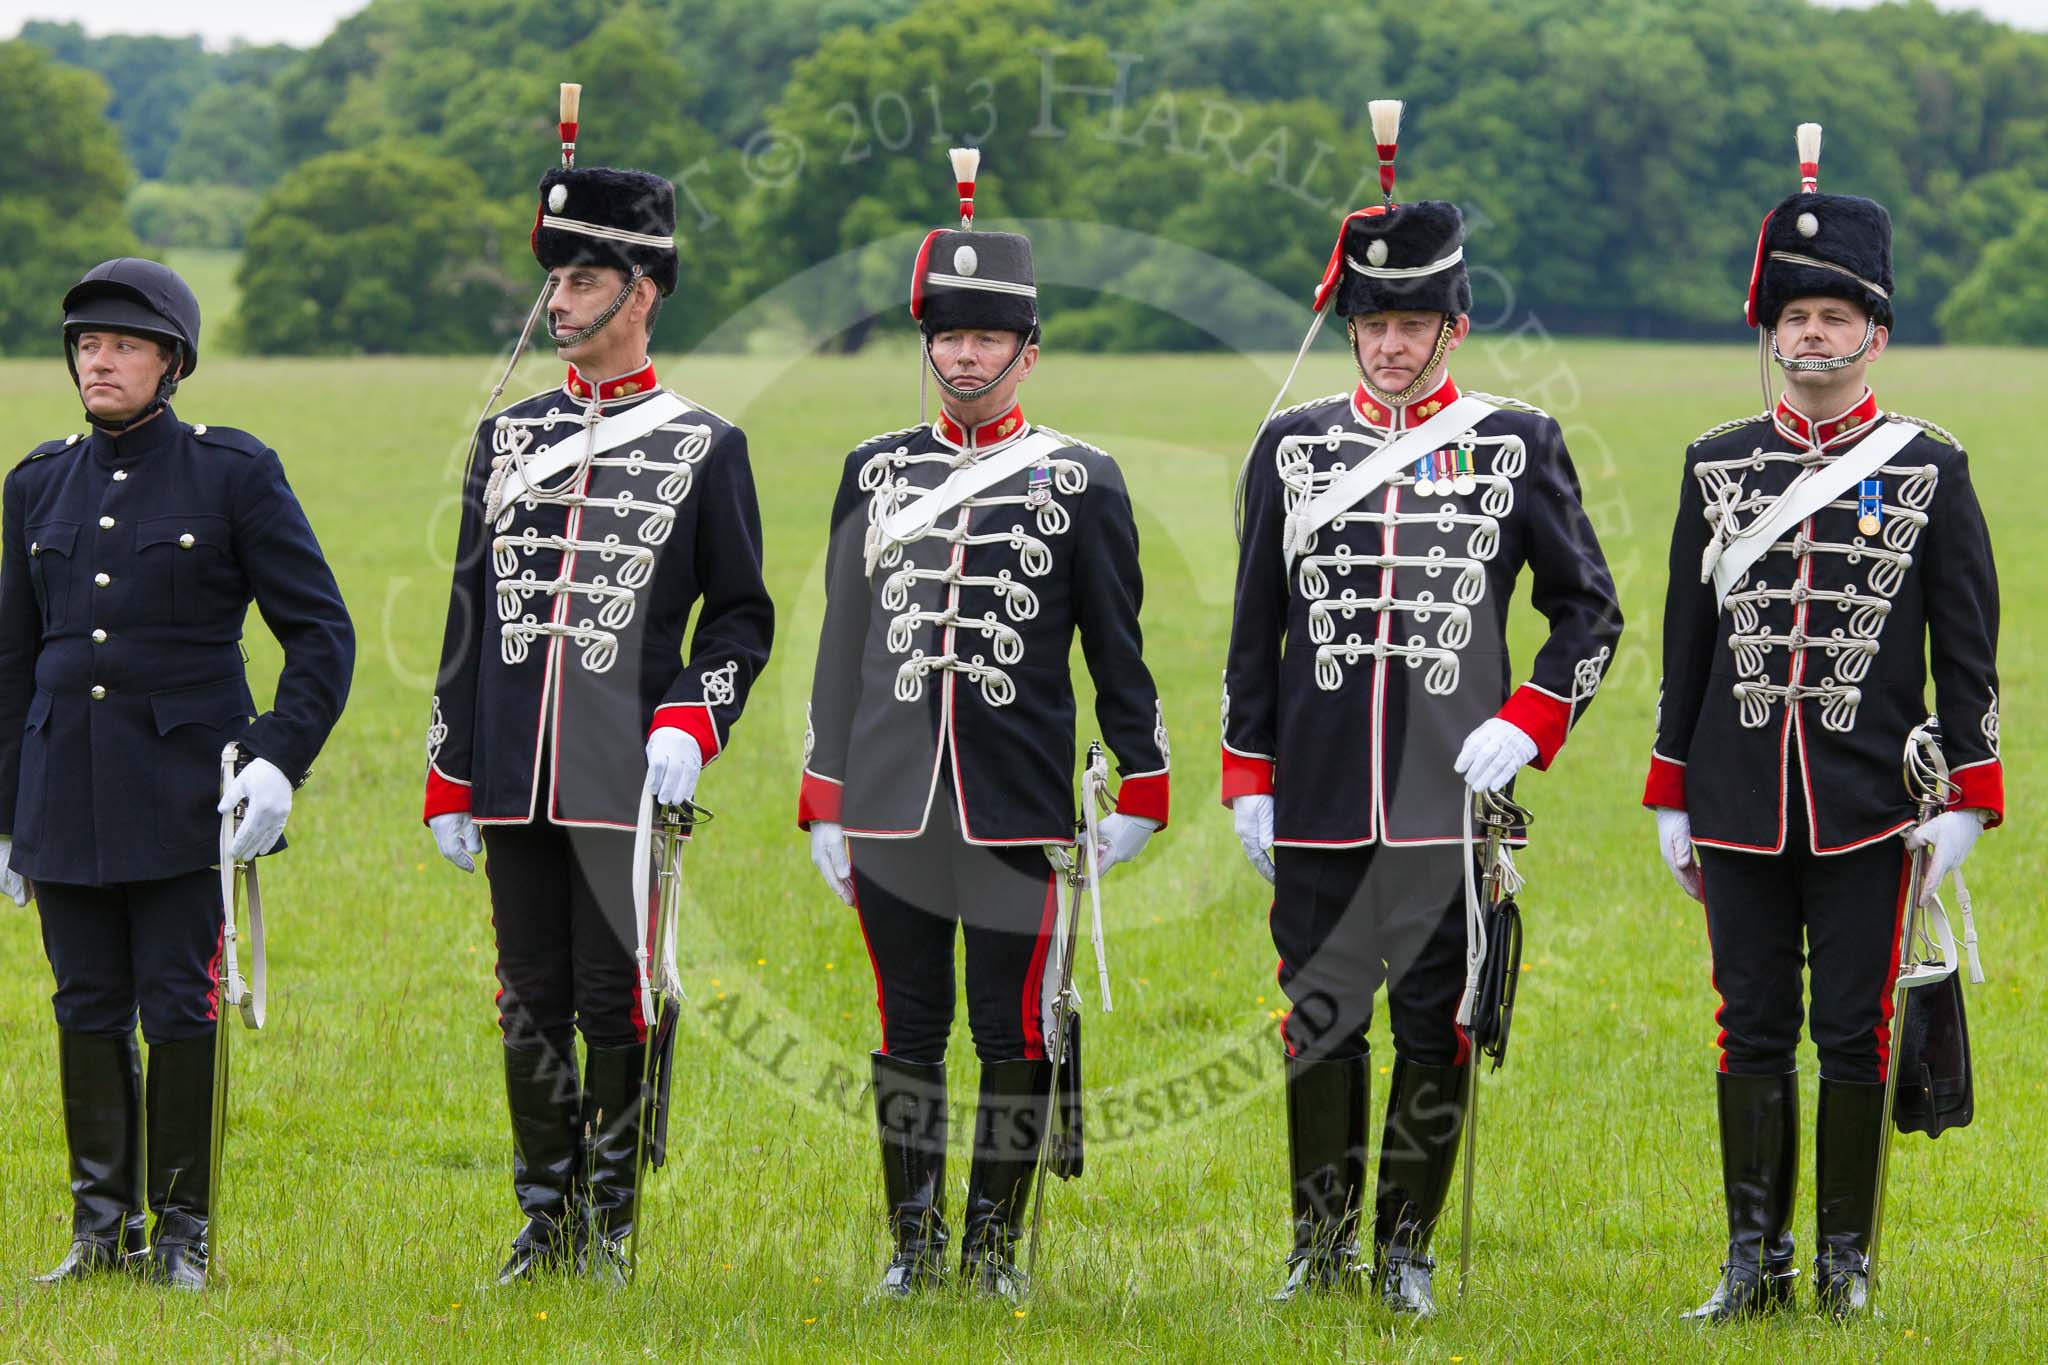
[532,166,679,296]
[1330,201,1471,319]
[910,228,1039,335]
[1749,191,1893,330]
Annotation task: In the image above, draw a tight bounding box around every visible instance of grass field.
[0,341,2040,1361]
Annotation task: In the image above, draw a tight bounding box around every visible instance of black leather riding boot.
[1272,1050,1369,1302]
[873,1052,949,1296]
[496,1038,582,1285]
[144,1036,215,1291]
[959,1058,1051,1303]
[1683,1069,1799,1323]
[579,1041,647,1285]
[1372,1057,1469,1316]
[33,1030,147,1284]
[1814,1077,1885,1319]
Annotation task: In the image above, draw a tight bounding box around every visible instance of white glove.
[1656,806,1703,902]
[0,836,29,907]
[644,727,704,807]
[809,821,855,906]
[1453,718,1539,794]
[218,757,293,862]
[1904,809,1986,906]
[1232,794,1277,885]
[1090,812,1159,877]
[430,811,483,874]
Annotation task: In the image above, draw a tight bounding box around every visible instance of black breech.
[849,821,1061,1066]
[1696,817,1910,1084]
[1270,844,1471,1065]
[482,821,646,1050]
[37,870,222,1043]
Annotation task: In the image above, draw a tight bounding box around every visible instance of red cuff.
[1495,685,1570,770]
[1951,760,2003,829]
[423,767,471,822]
[798,771,843,829]
[1113,772,1170,828]
[1220,748,1274,805]
[1642,754,1687,811]
[651,703,721,761]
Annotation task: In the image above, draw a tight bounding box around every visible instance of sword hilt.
[1904,719,1958,823]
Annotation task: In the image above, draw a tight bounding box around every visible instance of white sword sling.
[1282,395,1499,572]
[210,741,269,1276]
[868,430,1068,576]
[1702,419,1921,606]
[1023,742,1115,1296]
[487,390,691,518]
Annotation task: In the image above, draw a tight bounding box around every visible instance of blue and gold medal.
[1856,478,1882,537]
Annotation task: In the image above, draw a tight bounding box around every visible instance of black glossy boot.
[960,1058,1051,1303]
[144,1036,215,1291]
[1814,1078,1884,1320]
[1271,1051,1369,1302]
[495,1038,583,1285]
[579,1042,647,1286]
[33,1030,147,1284]
[1372,1058,1468,1316]
[873,1052,949,1296]
[1683,1070,1799,1323]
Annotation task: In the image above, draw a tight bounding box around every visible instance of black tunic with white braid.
[1645,394,2002,852]
[799,406,1170,843]
[426,369,773,830]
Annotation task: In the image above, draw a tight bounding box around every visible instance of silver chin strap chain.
[925,327,1037,404]
[1759,315,1877,409]
[1349,315,1457,410]
[552,265,646,350]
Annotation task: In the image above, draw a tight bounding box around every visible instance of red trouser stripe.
[205,918,224,1023]
[1018,869,1060,1061]
[852,877,890,1055]
[1700,865,1730,1072]
[1873,849,1913,1082]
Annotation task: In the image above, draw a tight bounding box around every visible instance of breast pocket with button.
[25,521,78,629]
[137,513,235,624]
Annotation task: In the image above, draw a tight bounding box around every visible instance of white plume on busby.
[950,145,981,227]
[1745,121,1894,331]
[908,147,1038,337]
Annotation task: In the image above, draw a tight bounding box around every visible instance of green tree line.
[8,0,2048,354]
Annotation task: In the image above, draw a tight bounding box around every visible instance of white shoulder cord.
[512,389,605,504]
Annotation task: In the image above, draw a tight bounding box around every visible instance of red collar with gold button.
[936,403,1028,449]
[1352,373,1460,430]
[565,359,658,402]
[1774,388,1879,450]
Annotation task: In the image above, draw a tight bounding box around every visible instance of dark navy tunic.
[0,406,355,885]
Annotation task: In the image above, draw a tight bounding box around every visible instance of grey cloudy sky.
[0,0,368,48]
[1,0,2042,48]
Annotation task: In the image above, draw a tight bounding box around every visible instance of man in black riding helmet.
[0,258,354,1289]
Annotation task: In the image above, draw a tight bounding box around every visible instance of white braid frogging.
[485,401,713,674]
[1697,440,1938,732]
[858,434,1088,709]
[1277,422,1525,694]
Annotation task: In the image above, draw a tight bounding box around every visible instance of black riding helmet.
[62,257,202,390]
